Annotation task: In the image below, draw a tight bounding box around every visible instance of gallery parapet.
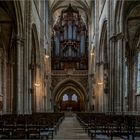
[52,69,88,76]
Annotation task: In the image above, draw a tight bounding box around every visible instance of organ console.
[52,4,88,70]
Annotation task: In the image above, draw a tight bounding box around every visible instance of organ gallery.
[52,4,88,70]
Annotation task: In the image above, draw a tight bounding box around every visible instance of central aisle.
[54,115,90,140]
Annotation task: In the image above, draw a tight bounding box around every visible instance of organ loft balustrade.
[51,69,88,76]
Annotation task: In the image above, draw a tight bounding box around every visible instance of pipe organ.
[52,4,88,70]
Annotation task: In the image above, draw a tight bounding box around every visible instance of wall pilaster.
[16,36,24,114]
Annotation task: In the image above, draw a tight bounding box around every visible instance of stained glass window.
[63,94,68,101]
[72,94,77,101]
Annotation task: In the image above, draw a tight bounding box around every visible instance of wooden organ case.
[51,4,88,70]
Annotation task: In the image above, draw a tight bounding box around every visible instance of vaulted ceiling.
[50,0,91,10]
[49,0,91,26]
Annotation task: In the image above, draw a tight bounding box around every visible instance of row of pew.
[0,112,64,139]
[76,112,140,140]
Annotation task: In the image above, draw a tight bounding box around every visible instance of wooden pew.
[0,112,64,139]
[76,113,139,140]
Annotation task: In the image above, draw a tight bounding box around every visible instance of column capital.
[116,32,124,40]
[110,32,124,42]
[110,34,116,42]
[96,61,104,66]
[15,35,24,45]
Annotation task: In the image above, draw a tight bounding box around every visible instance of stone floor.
[54,116,90,140]
[53,115,139,140]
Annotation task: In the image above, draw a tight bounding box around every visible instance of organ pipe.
[52,4,88,70]
[80,31,85,56]
[54,31,60,55]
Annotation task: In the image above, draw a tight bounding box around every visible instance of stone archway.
[31,24,42,113]
[58,89,82,112]
[111,1,140,112]
[0,1,23,113]
[123,3,140,111]
[95,21,108,112]
[53,79,87,112]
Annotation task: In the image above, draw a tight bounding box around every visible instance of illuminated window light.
[63,94,68,101]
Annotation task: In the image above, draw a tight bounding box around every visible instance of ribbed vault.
[49,0,91,26]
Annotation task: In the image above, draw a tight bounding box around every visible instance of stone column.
[47,78,52,112]
[45,75,49,111]
[3,58,7,113]
[127,57,135,111]
[98,62,104,112]
[16,36,24,114]
[109,35,116,112]
[0,56,3,113]
[88,74,94,111]
[119,34,125,112]
[24,1,31,114]
[113,33,124,112]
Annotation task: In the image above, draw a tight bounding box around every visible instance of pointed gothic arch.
[53,78,87,111]
[114,1,140,111]
[0,1,24,113]
[95,20,108,112]
[31,24,42,112]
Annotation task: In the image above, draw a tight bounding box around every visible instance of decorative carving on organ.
[52,4,88,70]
